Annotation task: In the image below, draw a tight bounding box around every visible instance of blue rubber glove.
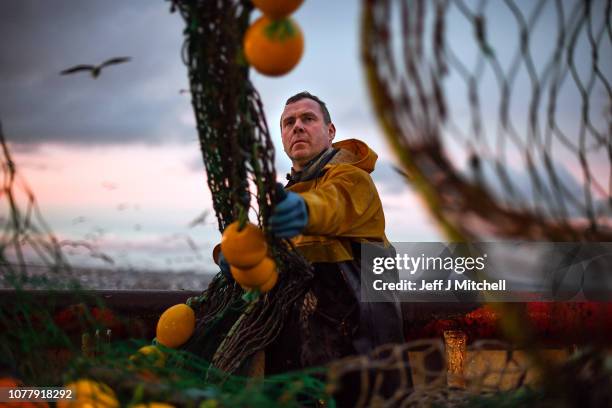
[218,251,233,282]
[269,183,308,238]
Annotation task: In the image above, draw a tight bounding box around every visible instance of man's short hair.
[285,91,332,124]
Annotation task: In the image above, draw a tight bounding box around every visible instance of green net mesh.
[171,0,313,376]
[0,121,72,283]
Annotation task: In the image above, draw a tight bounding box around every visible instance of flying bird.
[188,210,209,228]
[60,57,131,78]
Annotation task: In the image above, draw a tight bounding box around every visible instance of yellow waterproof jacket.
[287,138,389,263]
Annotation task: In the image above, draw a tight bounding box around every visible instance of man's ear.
[328,123,336,142]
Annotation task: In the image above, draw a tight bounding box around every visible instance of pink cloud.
[10,142,212,212]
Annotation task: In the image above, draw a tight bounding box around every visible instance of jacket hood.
[329,139,378,173]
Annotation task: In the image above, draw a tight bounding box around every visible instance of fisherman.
[243,91,405,373]
[214,91,408,405]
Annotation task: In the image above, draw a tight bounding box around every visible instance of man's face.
[280,98,336,170]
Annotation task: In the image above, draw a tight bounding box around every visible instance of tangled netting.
[326,336,610,408]
[0,279,333,406]
[0,121,75,285]
[0,119,117,283]
[2,275,610,407]
[169,0,313,375]
[363,0,612,242]
[360,1,611,405]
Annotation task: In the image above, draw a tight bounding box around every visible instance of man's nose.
[292,119,305,133]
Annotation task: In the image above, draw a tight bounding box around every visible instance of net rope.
[0,121,74,284]
[359,0,612,405]
[170,0,313,375]
[362,0,612,242]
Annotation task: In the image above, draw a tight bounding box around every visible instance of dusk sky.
[1,1,609,273]
[1,0,442,273]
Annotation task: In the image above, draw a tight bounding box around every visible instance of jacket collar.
[286,147,339,187]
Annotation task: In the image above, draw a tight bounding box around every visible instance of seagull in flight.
[60,57,131,78]
[188,210,210,228]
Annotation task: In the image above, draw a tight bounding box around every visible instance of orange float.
[221,221,267,268]
[243,16,304,76]
[252,0,304,19]
[230,256,276,287]
[156,304,195,348]
[258,269,279,293]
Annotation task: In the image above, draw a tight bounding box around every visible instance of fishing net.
[169,0,313,375]
[0,282,332,406]
[324,301,611,407]
[0,121,73,287]
[327,336,610,407]
[358,0,612,405]
[1,0,611,406]
[0,122,117,385]
[362,0,612,242]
